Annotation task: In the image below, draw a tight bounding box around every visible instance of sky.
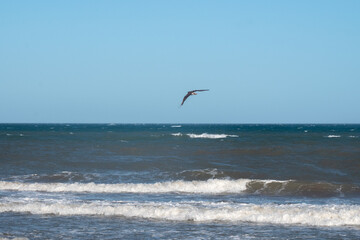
[1,0,359,123]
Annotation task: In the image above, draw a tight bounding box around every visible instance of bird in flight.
[181,89,209,106]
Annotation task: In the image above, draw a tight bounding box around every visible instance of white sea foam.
[171,132,238,139]
[0,179,250,194]
[186,133,238,139]
[1,200,359,227]
[0,237,29,240]
[171,125,182,128]
[171,133,183,136]
[326,135,341,138]
[1,179,355,197]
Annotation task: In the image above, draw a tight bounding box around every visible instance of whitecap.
[326,135,341,138]
[171,133,183,136]
[187,133,238,139]
[171,125,182,128]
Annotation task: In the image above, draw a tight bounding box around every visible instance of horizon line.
[1,122,359,125]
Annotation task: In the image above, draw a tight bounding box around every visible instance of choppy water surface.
[1,124,360,239]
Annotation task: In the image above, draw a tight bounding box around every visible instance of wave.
[7,171,99,183]
[171,133,183,136]
[5,133,25,137]
[326,135,341,138]
[1,179,359,197]
[0,179,249,194]
[178,168,225,180]
[244,180,360,197]
[187,133,238,139]
[171,133,238,139]
[1,200,359,227]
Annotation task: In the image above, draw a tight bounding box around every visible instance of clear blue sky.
[1,0,359,123]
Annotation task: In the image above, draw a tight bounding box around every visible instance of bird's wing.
[193,89,209,92]
[181,92,192,105]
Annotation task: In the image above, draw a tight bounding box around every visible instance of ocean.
[0,124,360,239]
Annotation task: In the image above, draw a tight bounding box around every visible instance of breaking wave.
[326,135,341,138]
[171,133,238,139]
[1,200,360,227]
[187,133,238,139]
[0,179,248,194]
[171,133,183,136]
[1,179,359,197]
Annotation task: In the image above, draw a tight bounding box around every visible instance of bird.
[181,89,209,106]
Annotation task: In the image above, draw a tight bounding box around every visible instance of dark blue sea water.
[1,124,360,239]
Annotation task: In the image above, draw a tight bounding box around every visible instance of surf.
[1,200,359,227]
[1,179,359,197]
[0,179,249,194]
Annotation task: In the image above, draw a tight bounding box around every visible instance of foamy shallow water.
[2,197,360,227]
